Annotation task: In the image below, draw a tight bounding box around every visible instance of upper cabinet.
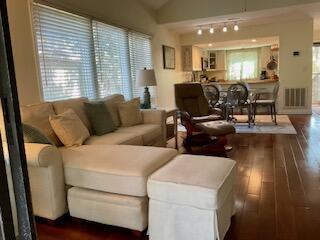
[181,46,226,72]
[181,46,202,72]
[205,50,226,71]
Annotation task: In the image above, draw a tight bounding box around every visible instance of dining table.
[219,87,271,126]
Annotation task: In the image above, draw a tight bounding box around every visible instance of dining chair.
[225,83,252,127]
[202,83,221,108]
[252,82,279,125]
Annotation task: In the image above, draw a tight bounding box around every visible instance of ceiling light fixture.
[197,27,202,35]
[208,43,213,47]
[209,25,214,34]
[251,39,257,42]
[234,23,239,31]
[222,23,228,32]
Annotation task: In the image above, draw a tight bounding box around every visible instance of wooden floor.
[36,114,320,240]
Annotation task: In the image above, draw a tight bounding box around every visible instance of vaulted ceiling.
[138,0,170,10]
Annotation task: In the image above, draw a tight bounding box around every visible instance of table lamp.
[136,68,157,109]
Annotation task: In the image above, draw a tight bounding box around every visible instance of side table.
[157,108,178,149]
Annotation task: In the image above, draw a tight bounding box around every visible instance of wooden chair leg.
[247,106,251,128]
[273,104,277,125]
[253,104,257,125]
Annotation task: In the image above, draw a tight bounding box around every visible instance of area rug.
[233,115,297,134]
[178,115,297,135]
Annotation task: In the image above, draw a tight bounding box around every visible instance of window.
[92,21,131,99]
[128,32,153,98]
[33,4,96,100]
[33,3,153,101]
[226,49,259,81]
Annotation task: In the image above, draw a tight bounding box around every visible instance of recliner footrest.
[196,120,236,136]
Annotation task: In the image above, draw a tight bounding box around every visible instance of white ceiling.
[161,2,320,34]
[138,0,170,10]
[195,37,279,51]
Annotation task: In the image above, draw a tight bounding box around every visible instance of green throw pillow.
[84,102,116,136]
[22,123,54,145]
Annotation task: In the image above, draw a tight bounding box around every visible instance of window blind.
[128,32,153,99]
[33,3,154,102]
[33,3,96,101]
[92,21,132,99]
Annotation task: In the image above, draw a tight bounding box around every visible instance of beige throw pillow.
[118,98,142,127]
[49,109,90,147]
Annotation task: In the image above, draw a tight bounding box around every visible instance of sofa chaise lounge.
[4,94,176,232]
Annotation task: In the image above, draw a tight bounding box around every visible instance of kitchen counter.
[211,79,279,93]
[215,79,278,85]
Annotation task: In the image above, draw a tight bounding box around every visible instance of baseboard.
[278,109,312,115]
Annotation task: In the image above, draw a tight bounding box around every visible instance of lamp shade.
[136,69,157,87]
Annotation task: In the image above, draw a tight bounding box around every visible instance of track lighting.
[234,23,239,31]
[197,27,202,35]
[222,24,228,32]
[196,21,241,35]
[209,25,214,34]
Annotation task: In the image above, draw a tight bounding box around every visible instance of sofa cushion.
[84,102,116,136]
[117,98,142,127]
[21,102,62,146]
[148,154,236,210]
[59,145,178,197]
[52,97,92,133]
[117,124,162,146]
[85,132,143,146]
[50,109,90,147]
[22,123,54,145]
[102,94,125,127]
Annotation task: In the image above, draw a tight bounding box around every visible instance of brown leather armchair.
[175,83,235,155]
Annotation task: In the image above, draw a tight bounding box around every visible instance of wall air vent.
[284,88,307,108]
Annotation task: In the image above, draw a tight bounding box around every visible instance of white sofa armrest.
[24,143,61,167]
[141,109,167,146]
[4,143,67,220]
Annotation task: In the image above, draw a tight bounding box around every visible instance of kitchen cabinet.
[205,50,226,71]
[181,46,202,71]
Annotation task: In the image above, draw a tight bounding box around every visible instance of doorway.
[312,44,320,114]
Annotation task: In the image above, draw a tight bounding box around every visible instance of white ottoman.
[147,154,236,240]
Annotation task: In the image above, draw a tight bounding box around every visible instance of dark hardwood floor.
[36,114,320,240]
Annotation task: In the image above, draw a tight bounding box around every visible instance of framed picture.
[162,45,175,69]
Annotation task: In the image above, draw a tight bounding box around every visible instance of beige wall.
[181,19,314,114]
[157,0,320,24]
[6,0,183,107]
[7,0,41,105]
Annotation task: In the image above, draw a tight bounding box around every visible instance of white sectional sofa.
[4,94,177,232]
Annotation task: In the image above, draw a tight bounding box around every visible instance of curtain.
[226,48,259,81]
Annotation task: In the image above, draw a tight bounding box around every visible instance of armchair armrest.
[141,109,167,146]
[209,107,223,116]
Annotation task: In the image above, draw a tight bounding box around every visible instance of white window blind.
[226,49,259,81]
[33,3,96,101]
[128,32,153,98]
[92,21,131,99]
[33,3,154,102]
